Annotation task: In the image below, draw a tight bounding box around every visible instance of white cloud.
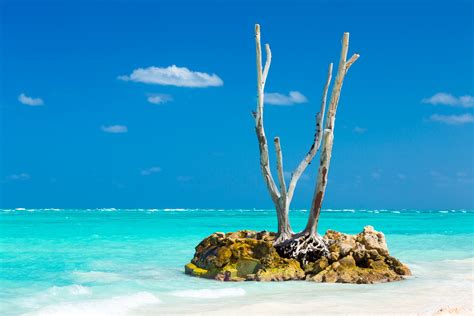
[118,65,223,88]
[455,171,473,184]
[428,170,449,187]
[429,170,474,186]
[177,175,192,182]
[101,125,128,133]
[141,167,162,176]
[18,93,44,106]
[147,94,172,104]
[371,170,382,180]
[265,91,308,106]
[353,126,367,133]
[397,173,407,180]
[7,173,30,181]
[456,171,467,178]
[429,170,441,177]
[429,114,474,125]
[458,178,474,184]
[422,93,474,108]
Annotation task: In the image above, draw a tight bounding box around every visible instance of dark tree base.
[274,233,329,265]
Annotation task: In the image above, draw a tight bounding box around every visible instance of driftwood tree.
[254,24,359,261]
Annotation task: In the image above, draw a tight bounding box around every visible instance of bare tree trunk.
[304,33,359,235]
[275,203,292,240]
[252,26,359,263]
[254,24,286,235]
[273,137,293,241]
[254,24,342,244]
[276,33,359,264]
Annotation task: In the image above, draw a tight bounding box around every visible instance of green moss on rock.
[185,226,411,283]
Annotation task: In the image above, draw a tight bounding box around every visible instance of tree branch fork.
[254,25,359,248]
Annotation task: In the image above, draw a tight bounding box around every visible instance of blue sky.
[1,0,472,209]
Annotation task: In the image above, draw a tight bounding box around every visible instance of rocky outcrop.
[185,230,304,281]
[305,226,411,283]
[185,226,411,284]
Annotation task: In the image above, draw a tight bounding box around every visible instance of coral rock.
[185,227,411,284]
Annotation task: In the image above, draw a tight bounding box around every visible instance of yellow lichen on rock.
[184,263,212,277]
[256,258,305,281]
[185,226,411,283]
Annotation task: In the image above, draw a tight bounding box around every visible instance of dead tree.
[305,33,359,236]
[254,24,359,262]
[254,24,333,244]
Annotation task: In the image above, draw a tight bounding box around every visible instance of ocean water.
[0,208,473,315]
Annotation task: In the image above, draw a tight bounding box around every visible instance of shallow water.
[0,209,473,315]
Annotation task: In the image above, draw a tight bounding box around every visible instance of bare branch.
[255,24,280,203]
[326,32,350,121]
[305,32,358,235]
[274,137,287,200]
[345,53,360,73]
[287,63,333,202]
[255,24,263,122]
[315,63,334,151]
[262,44,272,88]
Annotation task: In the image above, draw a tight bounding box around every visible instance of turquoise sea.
[0,209,473,315]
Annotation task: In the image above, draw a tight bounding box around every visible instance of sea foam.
[170,288,246,299]
[48,285,92,296]
[27,292,161,316]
